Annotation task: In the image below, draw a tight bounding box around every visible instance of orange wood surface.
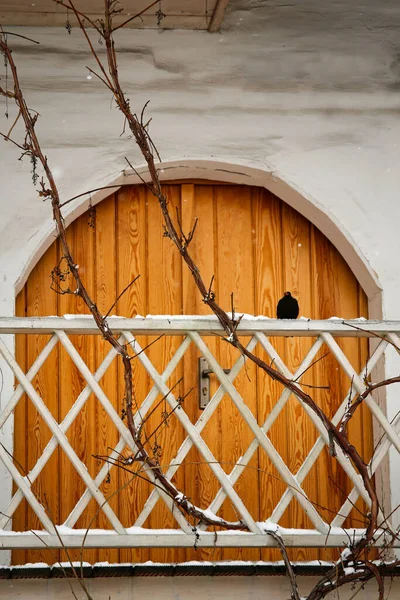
[25,244,60,565]
[94,195,119,564]
[57,217,97,564]
[14,183,371,564]
[145,185,186,563]
[116,185,150,564]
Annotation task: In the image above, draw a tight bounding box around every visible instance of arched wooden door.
[14,182,371,565]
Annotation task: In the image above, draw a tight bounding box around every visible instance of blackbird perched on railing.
[276,292,299,319]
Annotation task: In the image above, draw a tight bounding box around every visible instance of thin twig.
[0,31,40,44]
[6,109,21,138]
[0,131,26,151]
[53,0,103,34]
[125,156,155,193]
[293,351,330,382]
[127,334,164,361]
[103,274,140,320]
[112,0,160,32]
[59,185,123,208]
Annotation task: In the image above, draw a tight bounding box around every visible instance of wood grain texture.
[253,188,286,562]
[25,243,60,565]
[182,184,223,562]
[116,185,150,565]
[214,186,259,561]
[57,214,97,564]
[310,225,346,562]
[145,184,186,562]
[0,12,211,28]
[0,0,216,29]
[14,182,370,565]
[310,226,370,561]
[281,204,317,562]
[0,0,215,14]
[94,194,119,564]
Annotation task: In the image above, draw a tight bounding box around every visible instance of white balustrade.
[0,316,399,550]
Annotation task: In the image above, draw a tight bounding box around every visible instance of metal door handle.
[198,357,230,409]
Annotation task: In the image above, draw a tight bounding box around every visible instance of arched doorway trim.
[14,159,382,318]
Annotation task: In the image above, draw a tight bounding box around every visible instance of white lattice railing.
[0,316,400,550]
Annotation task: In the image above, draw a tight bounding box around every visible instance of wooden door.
[13,182,371,565]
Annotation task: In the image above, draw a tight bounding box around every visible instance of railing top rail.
[0,316,399,336]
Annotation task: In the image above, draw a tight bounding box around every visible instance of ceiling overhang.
[0,0,230,31]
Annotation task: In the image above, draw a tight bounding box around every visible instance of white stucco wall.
[2,575,399,600]
[0,0,400,565]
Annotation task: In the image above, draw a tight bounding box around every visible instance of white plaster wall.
[0,0,400,564]
[1,575,398,600]
[0,0,399,307]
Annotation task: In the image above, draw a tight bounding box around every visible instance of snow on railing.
[1,314,400,335]
[0,316,399,550]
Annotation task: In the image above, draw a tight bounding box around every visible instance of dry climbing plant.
[1,2,400,598]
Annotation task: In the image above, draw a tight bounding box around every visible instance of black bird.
[276,292,299,319]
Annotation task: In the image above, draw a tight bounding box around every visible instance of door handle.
[198,356,230,409]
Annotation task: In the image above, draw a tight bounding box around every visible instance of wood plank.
[281,203,317,562]
[181,184,223,562]
[25,242,60,565]
[0,0,215,13]
[116,184,150,565]
[57,214,97,564]
[93,194,120,564]
[0,11,211,29]
[145,184,186,563]
[208,0,230,32]
[309,226,370,562]
[12,288,27,566]
[214,185,259,561]
[253,188,287,562]
[310,225,346,562]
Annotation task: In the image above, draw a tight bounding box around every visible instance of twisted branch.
[0,22,247,534]
[1,3,396,596]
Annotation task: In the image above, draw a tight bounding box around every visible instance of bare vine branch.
[0,19,253,536]
[46,5,384,595]
[1,4,398,597]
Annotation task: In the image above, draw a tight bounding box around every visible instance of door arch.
[14,182,371,565]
